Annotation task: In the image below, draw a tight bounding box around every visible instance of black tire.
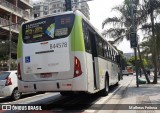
[116,74,120,86]
[100,76,109,96]
[11,88,21,101]
[115,81,119,86]
[36,91,46,94]
[118,73,121,81]
[60,91,73,96]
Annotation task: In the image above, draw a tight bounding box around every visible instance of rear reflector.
[5,77,12,86]
[74,57,82,77]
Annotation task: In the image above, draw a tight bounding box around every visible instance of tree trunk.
[137,45,150,83]
[150,7,157,84]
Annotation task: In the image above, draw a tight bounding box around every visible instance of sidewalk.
[97,74,160,113]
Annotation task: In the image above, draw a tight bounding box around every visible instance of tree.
[140,0,160,83]
[128,56,148,68]
[102,0,151,83]
[140,23,160,74]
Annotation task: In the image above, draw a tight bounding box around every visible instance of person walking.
[147,69,150,76]
[139,68,142,77]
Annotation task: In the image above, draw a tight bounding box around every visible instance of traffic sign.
[130,32,137,48]
[65,0,72,11]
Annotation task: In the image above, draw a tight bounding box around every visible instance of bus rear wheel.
[100,76,109,96]
[60,91,73,96]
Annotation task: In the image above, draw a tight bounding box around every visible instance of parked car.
[0,70,21,100]
[122,70,129,76]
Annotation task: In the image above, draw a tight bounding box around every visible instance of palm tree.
[102,0,151,83]
[141,0,160,84]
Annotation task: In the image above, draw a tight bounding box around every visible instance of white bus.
[17,11,121,96]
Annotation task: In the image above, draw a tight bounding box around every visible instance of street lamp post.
[8,13,12,71]
[130,0,139,87]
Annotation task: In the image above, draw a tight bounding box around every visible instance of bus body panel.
[18,53,88,93]
[71,53,88,91]
[18,79,72,92]
[20,37,74,82]
[96,58,119,89]
[22,38,70,74]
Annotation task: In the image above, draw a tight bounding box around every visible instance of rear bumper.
[18,76,88,93]
[0,86,13,97]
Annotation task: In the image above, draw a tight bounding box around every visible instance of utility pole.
[8,13,12,71]
[130,0,139,87]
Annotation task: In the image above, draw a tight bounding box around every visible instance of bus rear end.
[126,66,133,75]
[17,12,88,93]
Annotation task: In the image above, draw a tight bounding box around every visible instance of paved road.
[0,75,134,113]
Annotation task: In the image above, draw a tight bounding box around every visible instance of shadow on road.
[0,93,40,103]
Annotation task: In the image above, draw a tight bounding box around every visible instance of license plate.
[40,73,52,78]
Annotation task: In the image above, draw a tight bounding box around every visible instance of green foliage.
[0,40,17,61]
[127,56,148,68]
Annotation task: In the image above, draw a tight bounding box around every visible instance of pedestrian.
[148,69,150,76]
[139,68,142,77]
[147,69,150,76]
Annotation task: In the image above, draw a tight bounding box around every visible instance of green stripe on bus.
[17,28,22,58]
[71,15,85,51]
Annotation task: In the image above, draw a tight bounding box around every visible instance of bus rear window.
[22,14,75,43]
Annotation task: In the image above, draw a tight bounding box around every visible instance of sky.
[88,0,134,53]
[32,0,134,53]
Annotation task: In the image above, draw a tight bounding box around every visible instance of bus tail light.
[5,77,12,86]
[74,57,82,77]
[18,63,22,80]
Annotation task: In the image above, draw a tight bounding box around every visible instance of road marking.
[2,93,59,104]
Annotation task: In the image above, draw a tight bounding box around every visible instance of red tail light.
[18,63,22,80]
[74,57,82,77]
[5,77,12,86]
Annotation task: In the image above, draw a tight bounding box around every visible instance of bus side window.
[113,51,116,62]
[96,36,103,57]
[111,50,113,61]
[109,48,112,60]
[106,45,109,59]
[113,49,115,62]
[103,41,107,59]
[114,52,116,62]
[82,20,91,53]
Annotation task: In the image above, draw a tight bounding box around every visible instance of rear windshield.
[0,72,10,80]
[22,14,75,44]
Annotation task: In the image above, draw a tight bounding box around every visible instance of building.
[32,0,50,18]
[32,0,90,19]
[80,0,90,19]
[124,52,135,60]
[0,0,32,39]
[0,0,33,70]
